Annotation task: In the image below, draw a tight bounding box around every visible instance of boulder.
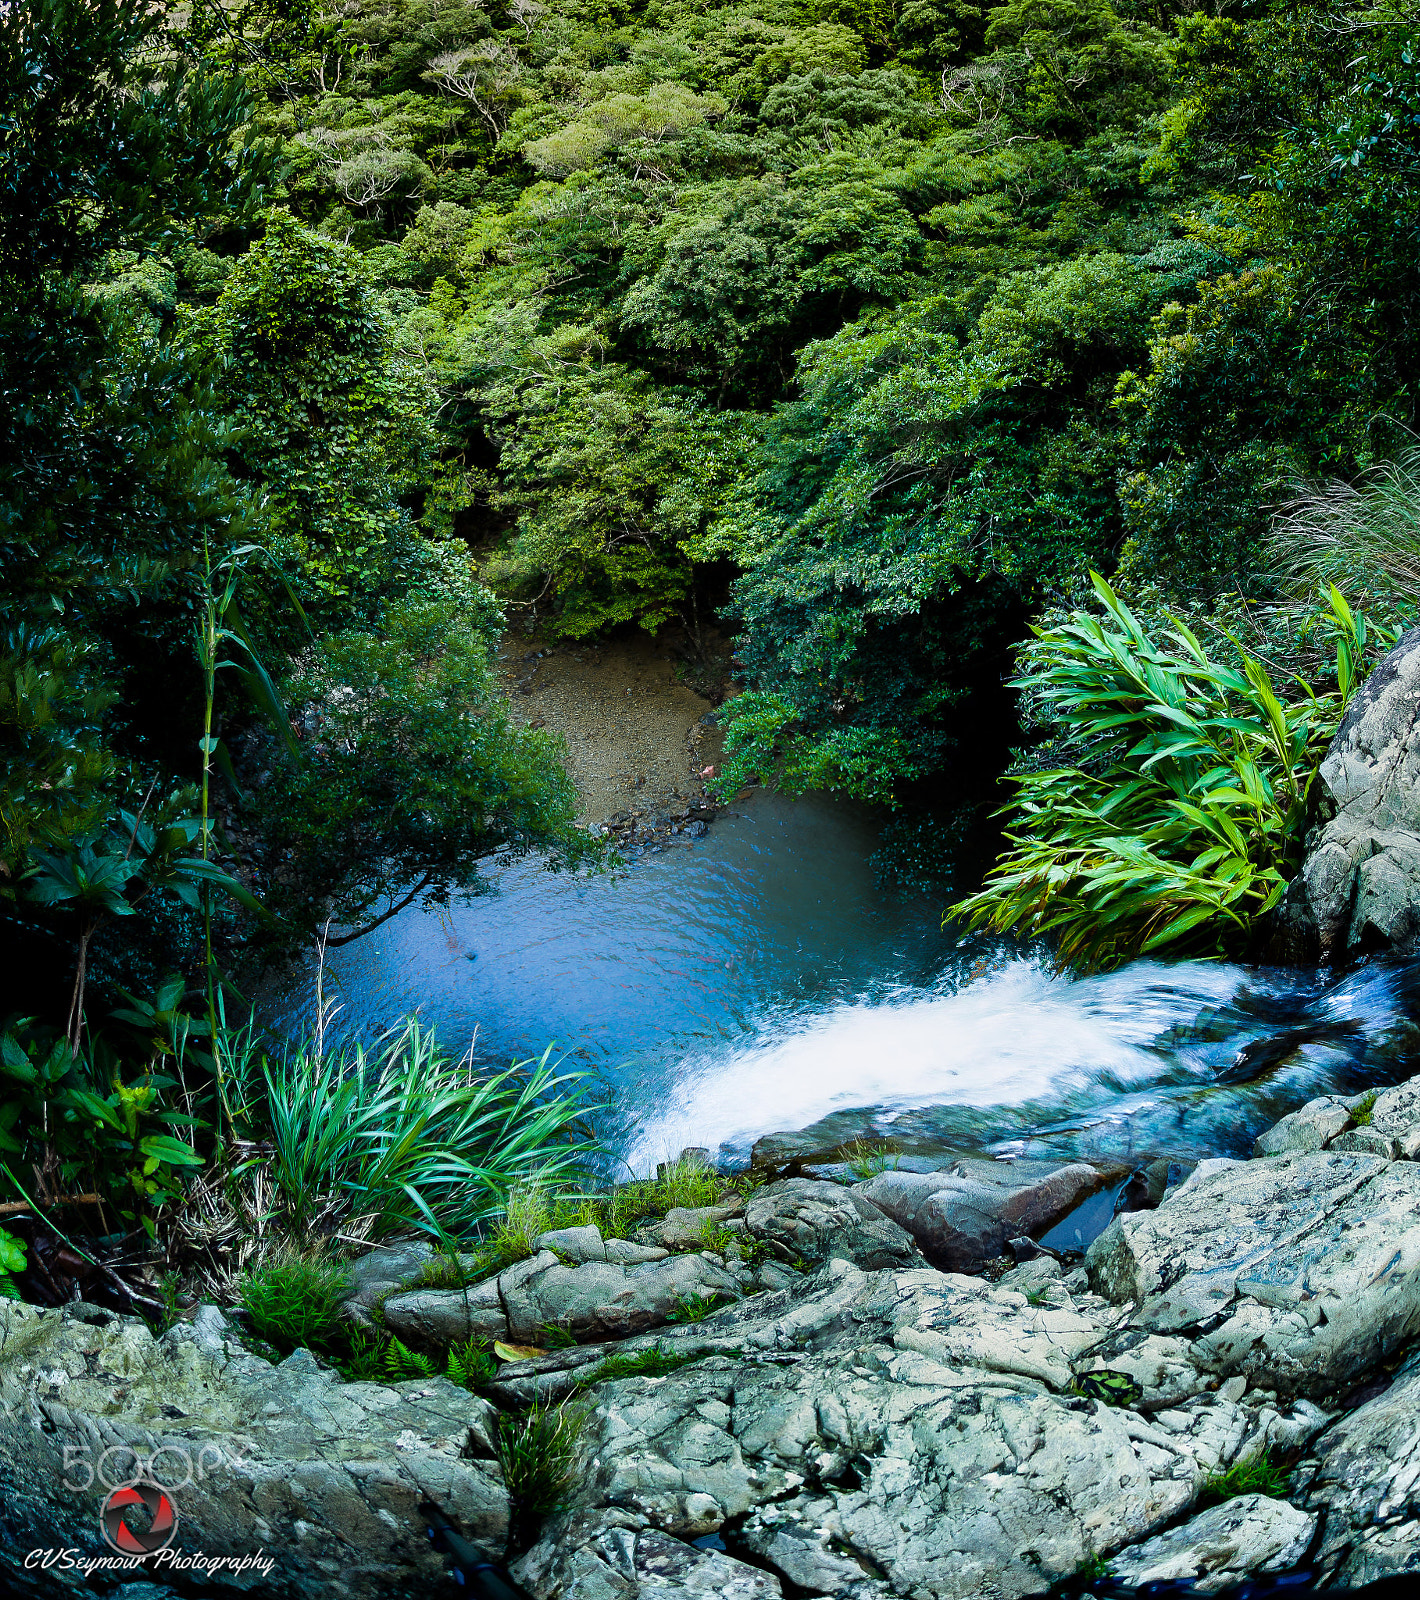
[856,1158,1105,1272]
[383,1250,741,1347]
[742,1179,919,1270]
[1106,1494,1314,1593]
[1087,1149,1420,1397]
[535,1224,668,1265]
[0,1300,507,1599]
[343,1237,437,1328]
[1252,1094,1353,1157]
[1302,1352,1420,1587]
[1365,1075,1420,1159]
[515,1520,786,1598]
[1270,625,1420,961]
[637,1204,741,1251]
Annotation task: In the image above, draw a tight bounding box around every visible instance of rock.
[1330,1126,1398,1156]
[1087,1149,1420,1397]
[537,1224,609,1262]
[1252,1094,1353,1157]
[384,1250,741,1347]
[1270,626,1420,961]
[638,1204,741,1251]
[1366,1074,1420,1158]
[856,1158,1105,1272]
[0,1300,507,1599]
[1303,1351,1420,1587]
[1106,1494,1315,1593]
[343,1238,437,1328]
[742,1179,919,1270]
[513,1259,1256,1600]
[606,1238,671,1265]
[515,1519,786,1598]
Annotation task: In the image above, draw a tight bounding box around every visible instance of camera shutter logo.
[100,1479,179,1556]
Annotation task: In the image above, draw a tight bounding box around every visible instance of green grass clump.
[956,577,1372,969]
[666,1290,734,1324]
[495,1403,584,1516]
[842,1139,899,1180]
[1201,1449,1290,1506]
[239,1255,351,1356]
[250,1025,598,1241]
[588,1344,702,1384]
[1350,1089,1380,1127]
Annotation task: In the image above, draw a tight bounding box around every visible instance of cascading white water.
[262,789,1420,1177]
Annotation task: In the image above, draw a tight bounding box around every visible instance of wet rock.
[743,1179,920,1270]
[1107,1494,1314,1593]
[1270,625,1420,961]
[0,1301,508,1599]
[515,1518,786,1598]
[514,1260,1252,1600]
[1252,1094,1353,1157]
[384,1250,741,1347]
[1087,1149,1420,1397]
[1366,1075,1420,1159]
[856,1158,1105,1272]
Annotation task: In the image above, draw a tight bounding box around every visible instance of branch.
[323,873,435,947]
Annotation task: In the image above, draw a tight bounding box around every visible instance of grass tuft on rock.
[495,1402,584,1517]
[1200,1449,1290,1506]
[588,1343,702,1384]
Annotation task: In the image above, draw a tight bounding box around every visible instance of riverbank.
[11,1078,1420,1596]
[495,626,732,828]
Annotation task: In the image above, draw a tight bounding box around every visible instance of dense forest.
[1,0,1418,1262]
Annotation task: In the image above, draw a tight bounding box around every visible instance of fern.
[384,1337,434,1379]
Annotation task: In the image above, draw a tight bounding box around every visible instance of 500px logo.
[61,1438,254,1493]
[101,1481,179,1557]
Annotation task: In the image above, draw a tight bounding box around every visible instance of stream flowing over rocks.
[9,1076,1420,1597]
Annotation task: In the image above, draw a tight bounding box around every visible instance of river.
[262,789,1420,1178]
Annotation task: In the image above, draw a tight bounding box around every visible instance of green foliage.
[246,1022,598,1240]
[247,577,590,947]
[958,578,1382,968]
[446,1336,498,1389]
[842,1140,899,1181]
[1200,1448,1290,1506]
[383,1335,436,1378]
[494,1402,584,1518]
[0,987,213,1233]
[666,1289,735,1323]
[588,1343,701,1384]
[1071,1368,1143,1408]
[239,1254,352,1356]
[0,1226,27,1299]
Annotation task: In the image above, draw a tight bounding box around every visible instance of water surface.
[263,791,1420,1174]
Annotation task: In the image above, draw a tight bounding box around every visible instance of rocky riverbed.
[9,1075,1420,1598]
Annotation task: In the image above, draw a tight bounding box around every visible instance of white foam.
[626,956,1248,1172]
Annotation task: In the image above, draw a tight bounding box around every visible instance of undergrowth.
[239,1255,350,1357]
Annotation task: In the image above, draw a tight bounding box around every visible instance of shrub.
[239,1255,350,1355]
[958,576,1376,969]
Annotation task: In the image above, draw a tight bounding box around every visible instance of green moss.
[586,1344,703,1384]
[1350,1089,1380,1127]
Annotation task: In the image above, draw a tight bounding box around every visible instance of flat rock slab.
[0,1302,507,1599]
[1107,1493,1314,1593]
[743,1178,919,1270]
[1087,1149,1420,1396]
[856,1158,1105,1272]
[383,1249,742,1347]
[512,1260,1263,1600]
